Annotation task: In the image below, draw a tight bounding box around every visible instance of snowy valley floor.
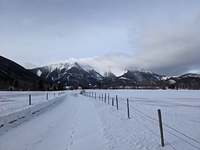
[0,90,200,150]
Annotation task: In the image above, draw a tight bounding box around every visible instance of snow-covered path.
[0,92,108,150]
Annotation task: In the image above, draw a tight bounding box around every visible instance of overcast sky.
[1,0,200,76]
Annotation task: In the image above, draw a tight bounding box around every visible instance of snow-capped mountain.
[30,62,103,88]
[115,67,164,86]
[29,61,200,89]
[123,67,153,74]
[30,62,165,88]
[164,73,200,89]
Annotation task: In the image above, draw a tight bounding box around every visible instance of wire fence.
[0,91,65,116]
[82,91,200,150]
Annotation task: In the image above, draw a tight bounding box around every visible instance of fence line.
[28,92,65,106]
[83,91,200,150]
[118,96,200,146]
[0,91,65,117]
[120,98,200,149]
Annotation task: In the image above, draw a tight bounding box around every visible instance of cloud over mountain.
[67,16,200,76]
[131,16,200,75]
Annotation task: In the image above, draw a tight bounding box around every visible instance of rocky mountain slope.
[164,73,200,89]
[30,62,103,88]
[0,56,54,90]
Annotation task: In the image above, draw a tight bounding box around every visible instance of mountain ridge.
[1,55,200,90]
[29,61,198,89]
[0,55,66,91]
[0,55,49,90]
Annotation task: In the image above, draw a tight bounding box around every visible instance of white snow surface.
[48,63,79,72]
[0,91,66,134]
[37,70,42,77]
[161,76,170,80]
[0,90,200,150]
[46,62,96,73]
[123,67,153,74]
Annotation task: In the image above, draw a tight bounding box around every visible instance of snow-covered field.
[88,90,200,150]
[0,91,64,116]
[0,90,200,150]
[0,91,65,134]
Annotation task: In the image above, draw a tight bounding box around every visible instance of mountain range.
[29,61,200,89]
[30,62,102,89]
[1,55,200,90]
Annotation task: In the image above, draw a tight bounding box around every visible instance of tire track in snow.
[67,96,82,149]
[66,94,108,150]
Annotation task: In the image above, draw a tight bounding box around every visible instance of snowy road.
[0,92,108,150]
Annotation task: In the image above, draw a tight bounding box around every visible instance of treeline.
[167,82,200,90]
[0,76,65,91]
[70,82,200,90]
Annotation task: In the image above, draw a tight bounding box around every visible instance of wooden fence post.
[105,93,106,103]
[116,95,118,110]
[95,93,96,99]
[108,94,109,105]
[112,98,114,106]
[158,109,164,147]
[127,98,130,119]
[102,94,103,101]
[46,93,48,100]
[29,94,31,105]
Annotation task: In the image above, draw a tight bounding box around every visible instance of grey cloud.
[130,17,200,75]
[71,18,200,76]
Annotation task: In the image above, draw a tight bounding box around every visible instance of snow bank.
[0,93,66,134]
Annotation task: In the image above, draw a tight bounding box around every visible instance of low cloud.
[64,52,133,76]
[23,63,38,69]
